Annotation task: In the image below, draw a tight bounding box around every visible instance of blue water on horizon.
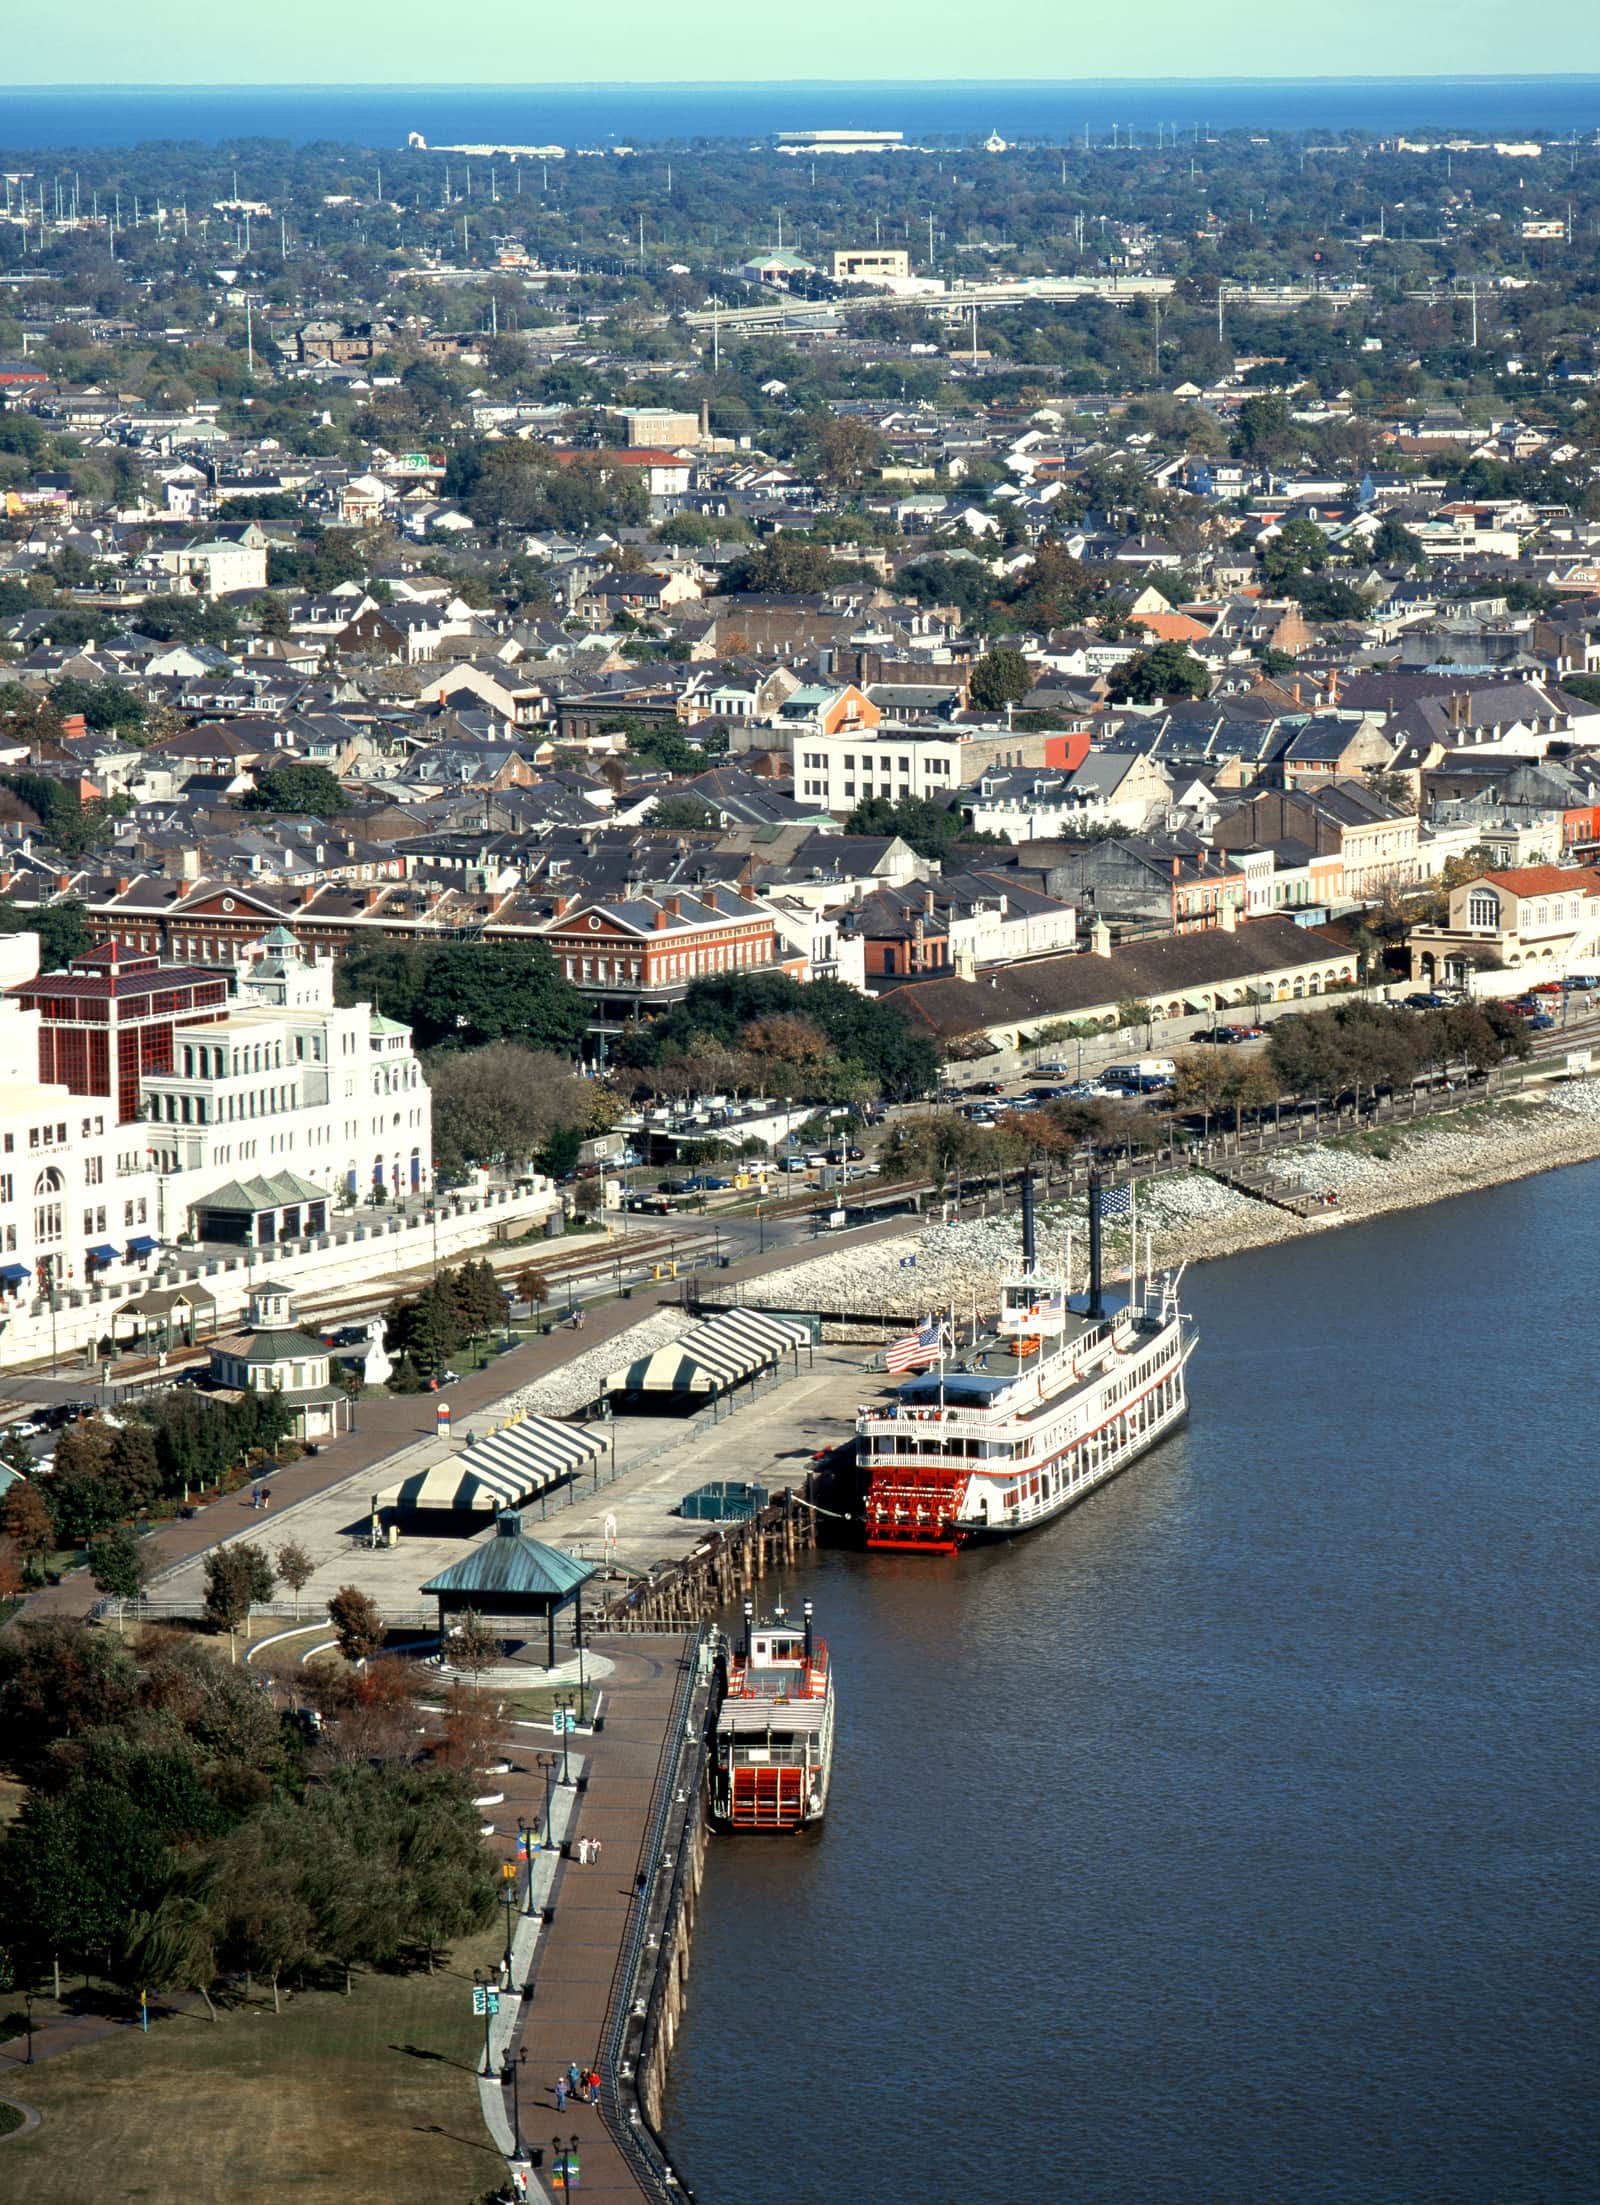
[4,78,1600,153]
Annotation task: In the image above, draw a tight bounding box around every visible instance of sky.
[9,0,1600,86]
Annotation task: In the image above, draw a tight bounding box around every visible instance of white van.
[1104,1058,1176,1085]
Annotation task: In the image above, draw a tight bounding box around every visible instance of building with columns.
[139,929,433,1237]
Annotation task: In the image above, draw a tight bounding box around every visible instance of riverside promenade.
[480,1630,708,2203]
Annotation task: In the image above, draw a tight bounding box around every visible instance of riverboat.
[859,1174,1195,1553]
[711,1598,835,1832]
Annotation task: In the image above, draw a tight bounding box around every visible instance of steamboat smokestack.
[1087,1170,1105,1321]
[742,1598,754,1660]
[803,1598,814,1664]
[1021,1167,1036,1270]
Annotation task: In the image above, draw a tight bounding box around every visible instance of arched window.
[1467,891,1500,929]
[34,1168,63,1245]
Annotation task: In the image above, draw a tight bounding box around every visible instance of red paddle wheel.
[864,1463,969,1552]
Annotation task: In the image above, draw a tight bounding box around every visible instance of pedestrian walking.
[567,2060,581,2098]
[261,1488,271,1512]
[634,1869,647,1897]
[251,1483,261,1511]
[592,1838,602,1864]
[587,2070,601,2105]
[555,2075,567,2112]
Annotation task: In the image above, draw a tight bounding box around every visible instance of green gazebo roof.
[421,1523,597,1603]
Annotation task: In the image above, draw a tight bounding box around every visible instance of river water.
[662,1168,1600,2205]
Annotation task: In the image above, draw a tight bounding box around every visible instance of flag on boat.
[885,1317,944,1372]
[1100,1183,1134,1217]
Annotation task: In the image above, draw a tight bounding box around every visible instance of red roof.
[1480,866,1600,897]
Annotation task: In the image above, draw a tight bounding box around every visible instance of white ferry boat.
[859,1175,1195,1553]
[711,1599,835,1831]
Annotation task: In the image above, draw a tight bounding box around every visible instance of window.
[1467,890,1500,929]
[34,1169,63,1245]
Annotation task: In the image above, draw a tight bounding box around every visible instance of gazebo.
[421,1512,599,1668]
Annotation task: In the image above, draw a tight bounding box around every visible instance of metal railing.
[599,1623,709,2202]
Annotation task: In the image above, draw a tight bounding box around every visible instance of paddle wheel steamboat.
[859,1173,1195,1554]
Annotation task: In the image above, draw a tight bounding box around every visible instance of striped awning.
[607,1308,811,1398]
[373,1415,606,1514]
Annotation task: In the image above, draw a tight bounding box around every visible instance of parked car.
[970,1080,1005,1096]
[681,1174,732,1192]
[626,1193,675,1212]
[1034,1061,1073,1077]
[1529,1012,1557,1030]
[777,1157,810,1173]
[1198,1026,1245,1044]
[1403,992,1448,1009]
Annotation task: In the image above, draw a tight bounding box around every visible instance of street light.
[535,1752,558,1848]
[23,1987,33,2064]
[500,1861,518,1986]
[551,2135,581,2195]
[474,1966,494,2075]
[517,1816,537,1911]
[502,2047,526,2157]
[556,1692,574,1784]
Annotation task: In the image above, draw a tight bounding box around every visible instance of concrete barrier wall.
[0,1184,560,1373]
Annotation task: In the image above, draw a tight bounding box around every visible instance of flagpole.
[1129,1173,1138,1295]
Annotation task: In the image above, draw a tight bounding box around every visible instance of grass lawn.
[5,1926,507,2205]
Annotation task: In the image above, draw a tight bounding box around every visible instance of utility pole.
[245,291,254,375]
[1470,277,1478,348]
[376,159,383,203]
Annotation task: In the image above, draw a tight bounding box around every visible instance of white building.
[0,935,156,1311]
[794,729,963,813]
[139,929,433,1240]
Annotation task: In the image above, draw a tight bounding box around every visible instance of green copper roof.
[421,1531,597,1602]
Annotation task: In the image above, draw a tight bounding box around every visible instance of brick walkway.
[492,1633,693,2201]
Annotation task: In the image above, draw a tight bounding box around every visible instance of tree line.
[0,1618,496,2011]
[0,1387,296,1582]
[619,970,939,1104]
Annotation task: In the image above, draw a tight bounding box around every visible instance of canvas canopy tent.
[606,1307,812,1406]
[372,1415,605,1521]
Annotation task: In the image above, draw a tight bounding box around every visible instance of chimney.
[363,886,382,910]
[1171,855,1181,878]
[923,886,936,916]
[739,878,757,901]
[1090,918,1113,957]
[178,846,201,881]
[663,895,682,918]
[654,907,669,930]
[115,876,131,895]
[1219,897,1238,932]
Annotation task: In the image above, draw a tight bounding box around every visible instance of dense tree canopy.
[336,940,589,1055]
[621,971,939,1101]
[242,763,351,817]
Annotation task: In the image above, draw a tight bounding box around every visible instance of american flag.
[1100,1183,1134,1218]
[885,1317,945,1372]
